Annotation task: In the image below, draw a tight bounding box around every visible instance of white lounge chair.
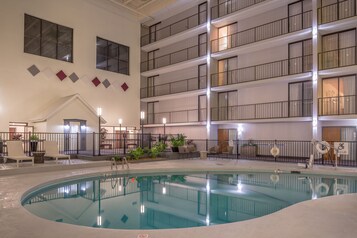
[44,141,71,164]
[3,141,34,167]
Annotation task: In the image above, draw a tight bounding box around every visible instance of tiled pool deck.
[1,159,357,238]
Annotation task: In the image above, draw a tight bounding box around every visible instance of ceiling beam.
[137,0,158,10]
[108,0,148,18]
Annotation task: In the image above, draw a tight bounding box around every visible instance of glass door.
[288,1,303,32]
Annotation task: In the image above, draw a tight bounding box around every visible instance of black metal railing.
[318,95,356,116]
[211,99,312,121]
[318,0,356,25]
[1,132,357,167]
[211,11,312,53]
[141,42,207,72]
[141,9,207,46]
[141,75,207,98]
[318,46,356,70]
[211,0,266,20]
[145,108,207,124]
[211,55,312,87]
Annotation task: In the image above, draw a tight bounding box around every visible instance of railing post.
[123,133,126,155]
[149,133,152,149]
[76,132,79,155]
[28,131,32,156]
[92,132,95,156]
[236,140,239,161]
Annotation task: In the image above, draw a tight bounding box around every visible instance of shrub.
[129,147,144,160]
[170,134,186,147]
[150,141,167,158]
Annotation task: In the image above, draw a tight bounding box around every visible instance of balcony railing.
[211,11,312,53]
[211,0,266,20]
[145,109,207,124]
[211,55,312,87]
[318,95,356,116]
[318,0,356,25]
[318,46,356,70]
[141,76,207,99]
[211,99,312,121]
[141,9,207,46]
[141,42,207,72]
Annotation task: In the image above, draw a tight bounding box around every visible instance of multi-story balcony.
[141,76,207,99]
[211,0,266,20]
[318,95,356,116]
[211,11,312,54]
[319,46,356,70]
[140,43,207,74]
[318,0,357,25]
[211,55,312,88]
[141,8,207,48]
[144,109,207,125]
[211,99,312,121]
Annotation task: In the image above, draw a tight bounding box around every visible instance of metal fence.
[211,55,312,87]
[211,0,266,20]
[211,99,312,121]
[318,95,356,116]
[141,8,207,46]
[1,133,356,167]
[211,11,312,53]
[318,0,356,25]
[141,75,207,98]
[145,109,207,124]
[141,42,207,72]
[318,46,356,70]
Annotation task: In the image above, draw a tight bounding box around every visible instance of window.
[24,14,73,62]
[96,37,129,75]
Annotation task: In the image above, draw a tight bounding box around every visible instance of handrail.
[140,75,207,98]
[141,9,207,46]
[145,108,207,124]
[211,99,312,121]
[318,46,356,70]
[211,55,312,87]
[211,11,312,53]
[318,95,356,116]
[141,42,207,72]
[318,0,356,25]
[211,0,267,20]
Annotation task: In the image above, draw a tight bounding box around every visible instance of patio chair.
[44,141,71,164]
[3,141,34,167]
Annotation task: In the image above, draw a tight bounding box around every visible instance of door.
[147,49,158,71]
[198,2,207,25]
[198,33,207,57]
[147,102,158,124]
[218,23,238,51]
[198,95,207,121]
[64,119,86,152]
[218,129,229,153]
[321,75,356,115]
[218,57,238,86]
[289,80,312,117]
[289,39,312,74]
[198,64,207,89]
[146,75,158,97]
[149,22,160,43]
[218,91,238,120]
[288,1,303,32]
[322,127,357,163]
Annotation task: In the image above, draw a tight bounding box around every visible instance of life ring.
[270,174,280,184]
[315,141,330,154]
[315,183,329,196]
[270,145,280,157]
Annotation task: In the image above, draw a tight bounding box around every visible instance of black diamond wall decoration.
[27,65,40,76]
[121,214,128,223]
[69,73,79,83]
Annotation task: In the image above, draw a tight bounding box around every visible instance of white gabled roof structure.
[30,94,107,124]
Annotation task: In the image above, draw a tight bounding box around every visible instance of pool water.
[22,172,357,230]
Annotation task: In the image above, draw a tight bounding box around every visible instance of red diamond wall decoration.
[92,77,101,87]
[121,83,129,91]
[56,70,67,81]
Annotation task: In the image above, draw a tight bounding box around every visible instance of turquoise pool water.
[22,171,357,230]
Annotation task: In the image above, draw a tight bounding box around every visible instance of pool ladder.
[111,157,129,170]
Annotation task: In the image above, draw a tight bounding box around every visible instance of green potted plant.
[30,134,39,152]
[170,134,186,152]
[149,141,167,158]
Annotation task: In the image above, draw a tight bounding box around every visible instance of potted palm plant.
[170,134,186,152]
[30,134,39,152]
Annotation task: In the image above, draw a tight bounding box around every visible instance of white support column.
[206,0,212,140]
[312,0,321,140]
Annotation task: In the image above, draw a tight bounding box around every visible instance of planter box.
[240,145,257,157]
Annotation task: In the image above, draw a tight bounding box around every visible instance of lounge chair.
[44,141,71,164]
[3,141,34,167]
